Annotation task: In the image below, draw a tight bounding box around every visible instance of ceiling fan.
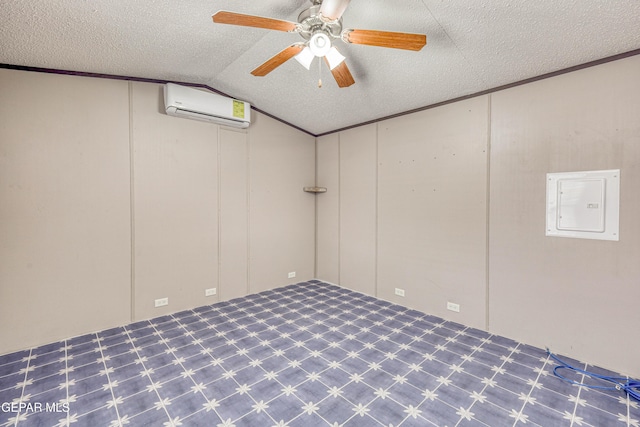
[212,0,427,88]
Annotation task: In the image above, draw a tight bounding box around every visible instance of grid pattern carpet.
[0,280,638,426]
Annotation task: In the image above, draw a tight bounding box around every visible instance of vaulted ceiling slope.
[1,1,640,135]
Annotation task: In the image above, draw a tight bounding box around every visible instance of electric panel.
[546,169,619,241]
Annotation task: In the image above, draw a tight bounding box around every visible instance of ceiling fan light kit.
[294,46,315,70]
[309,32,332,57]
[212,0,427,88]
[325,47,345,70]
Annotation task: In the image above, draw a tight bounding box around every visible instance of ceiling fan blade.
[324,58,355,88]
[212,10,298,32]
[320,0,351,20]
[343,29,426,51]
[251,44,305,76]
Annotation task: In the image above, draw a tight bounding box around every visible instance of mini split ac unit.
[163,83,251,129]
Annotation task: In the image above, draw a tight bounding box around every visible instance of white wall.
[248,114,316,294]
[377,97,489,331]
[0,70,132,351]
[131,81,220,320]
[317,96,489,329]
[0,70,316,354]
[488,55,640,378]
[316,55,640,377]
[315,133,340,283]
[132,82,316,320]
[2,54,639,378]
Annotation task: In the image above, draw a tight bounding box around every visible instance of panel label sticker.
[233,100,245,119]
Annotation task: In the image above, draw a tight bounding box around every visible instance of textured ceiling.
[1,0,639,135]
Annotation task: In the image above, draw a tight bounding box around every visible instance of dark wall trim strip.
[3,47,640,138]
[316,47,640,137]
[0,64,315,137]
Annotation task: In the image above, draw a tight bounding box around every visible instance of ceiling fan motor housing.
[297,5,343,40]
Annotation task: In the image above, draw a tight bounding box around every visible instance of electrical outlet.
[394,288,405,297]
[447,302,460,313]
[154,297,168,308]
[288,272,296,279]
[205,288,217,297]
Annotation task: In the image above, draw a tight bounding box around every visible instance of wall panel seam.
[217,126,222,301]
[313,137,319,278]
[128,81,136,322]
[338,133,341,286]
[374,123,379,298]
[485,94,492,332]
[246,132,251,296]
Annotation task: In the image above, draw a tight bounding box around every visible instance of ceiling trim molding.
[3,47,640,138]
[315,47,640,137]
[0,63,315,137]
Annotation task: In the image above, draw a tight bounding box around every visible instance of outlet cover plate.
[154,297,168,308]
[447,302,460,312]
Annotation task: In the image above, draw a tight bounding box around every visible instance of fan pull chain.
[318,57,322,88]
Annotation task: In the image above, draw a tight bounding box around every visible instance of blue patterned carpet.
[0,280,638,426]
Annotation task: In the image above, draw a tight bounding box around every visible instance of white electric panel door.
[546,169,620,241]
[557,179,605,232]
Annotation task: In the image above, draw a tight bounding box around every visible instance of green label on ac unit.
[232,100,245,119]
